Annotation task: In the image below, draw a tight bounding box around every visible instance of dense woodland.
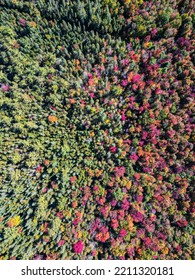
[0,0,194,259]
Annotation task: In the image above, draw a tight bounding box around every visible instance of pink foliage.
[73,240,84,254]
[114,166,126,177]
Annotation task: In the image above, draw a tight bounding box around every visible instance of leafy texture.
[0,0,194,260]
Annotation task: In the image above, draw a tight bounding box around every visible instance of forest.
[0,0,194,260]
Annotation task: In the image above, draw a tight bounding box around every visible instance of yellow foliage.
[118,139,123,147]
[127,215,134,231]
[29,21,37,28]
[126,180,132,190]
[48,115,58,123]
[78,231,82,238]
[7,216,21,227]
[162,247,169,255]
